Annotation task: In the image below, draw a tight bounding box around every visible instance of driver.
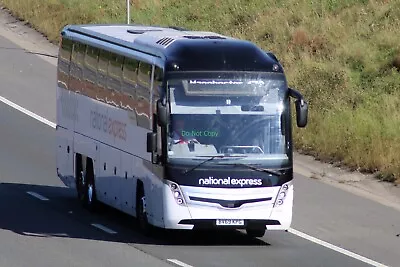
[170,118,199,144]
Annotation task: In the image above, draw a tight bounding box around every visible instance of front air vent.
[183,35,226,40]
[156,37,175,47]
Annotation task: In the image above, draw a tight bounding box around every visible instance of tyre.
[76,155,97,211]
[136,185,152,235]
[84,159,98,211]
[76,154,85,203]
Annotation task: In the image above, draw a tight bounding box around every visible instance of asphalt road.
[0,16,398,267]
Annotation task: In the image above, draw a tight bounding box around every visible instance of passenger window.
[70,42,86,93]
[107,53,123,106]
[72,43,85,66]
[122,58,139,112]
[97,49,110,101]
[83,46,99,98]
[136,61,152,129]
[123,58,138,90]
[57,38,72,90]
[138,61,151,88]
[59,38,72,63]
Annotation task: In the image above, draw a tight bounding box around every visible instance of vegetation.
[1,0,399,183]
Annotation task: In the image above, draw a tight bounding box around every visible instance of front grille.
[189,196,272,208]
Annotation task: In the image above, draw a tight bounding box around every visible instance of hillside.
[0,0,399,183]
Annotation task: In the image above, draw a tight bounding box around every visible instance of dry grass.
[0,0,399,183]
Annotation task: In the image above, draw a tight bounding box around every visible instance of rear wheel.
[246,228,266,238]
[84,159,97,211]
[76,155,97,211]
[76,154,85,202]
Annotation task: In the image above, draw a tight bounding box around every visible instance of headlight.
[274,182,291,207]
[166,180,186,206]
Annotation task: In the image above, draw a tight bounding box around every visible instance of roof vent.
[183,35,226,40]
[156,37,175,47]
[127,29,162,34]
[169,26,189,31]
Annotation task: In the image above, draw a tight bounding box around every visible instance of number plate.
[216,219,245,226]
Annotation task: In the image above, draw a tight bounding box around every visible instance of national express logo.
[198,176,263,187]
[90,110,127,141]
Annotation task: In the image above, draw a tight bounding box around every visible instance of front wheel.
[136,189,152,235]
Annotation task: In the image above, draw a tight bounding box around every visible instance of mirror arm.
[288,87,305,105]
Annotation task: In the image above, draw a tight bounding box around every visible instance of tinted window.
[57,38,72,90]
[122,58,138,93]
[83,46,99,98]
[136,61,152,129]
[122,57,139,112]
[59,38,72,63]
[96,49,110,101]
[107,53,123,106]
[70,42,86,93]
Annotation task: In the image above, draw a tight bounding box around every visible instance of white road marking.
[26,191,49,201]
[167,259,194,267]
[22,232,47,237]
[289,228,389,267]
[0,95,56,128]
[91,223,117,234]
[22,232,68,237]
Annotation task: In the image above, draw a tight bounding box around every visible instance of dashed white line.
[22,232,47,237]
[22,232,69,237]
[91,223,118,234]
[0,95,56,128]
[26,191,49,201]
[289,228,389,267]
[167,259,194,267]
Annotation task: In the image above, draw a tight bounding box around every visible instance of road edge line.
[167,259,194,267]
[289,228,389,267]
[0,95,56,128]
[26,191,49,201]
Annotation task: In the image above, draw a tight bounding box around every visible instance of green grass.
[1,0,399,183]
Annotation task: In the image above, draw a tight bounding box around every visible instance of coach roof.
[63,24,282,72]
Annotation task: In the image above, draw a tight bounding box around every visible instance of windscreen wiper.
[219,163,283,176]
[182,155,244,175]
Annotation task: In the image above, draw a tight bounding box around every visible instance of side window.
[107,53,123,107]
[59,38,72,63]
[122,58,138,96]
[152,66,164,154]
[153,66,164,101]
[57,38,72,90]
[138,61,152,89]
[97,49,110,102]
[83,46,99,98]
[122,57,139,112]
[136,61,152,129]
[70,42,86,93]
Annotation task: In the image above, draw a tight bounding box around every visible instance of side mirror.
[146,132,157,152]
[157,100,168,126]
[295,99,308,128]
